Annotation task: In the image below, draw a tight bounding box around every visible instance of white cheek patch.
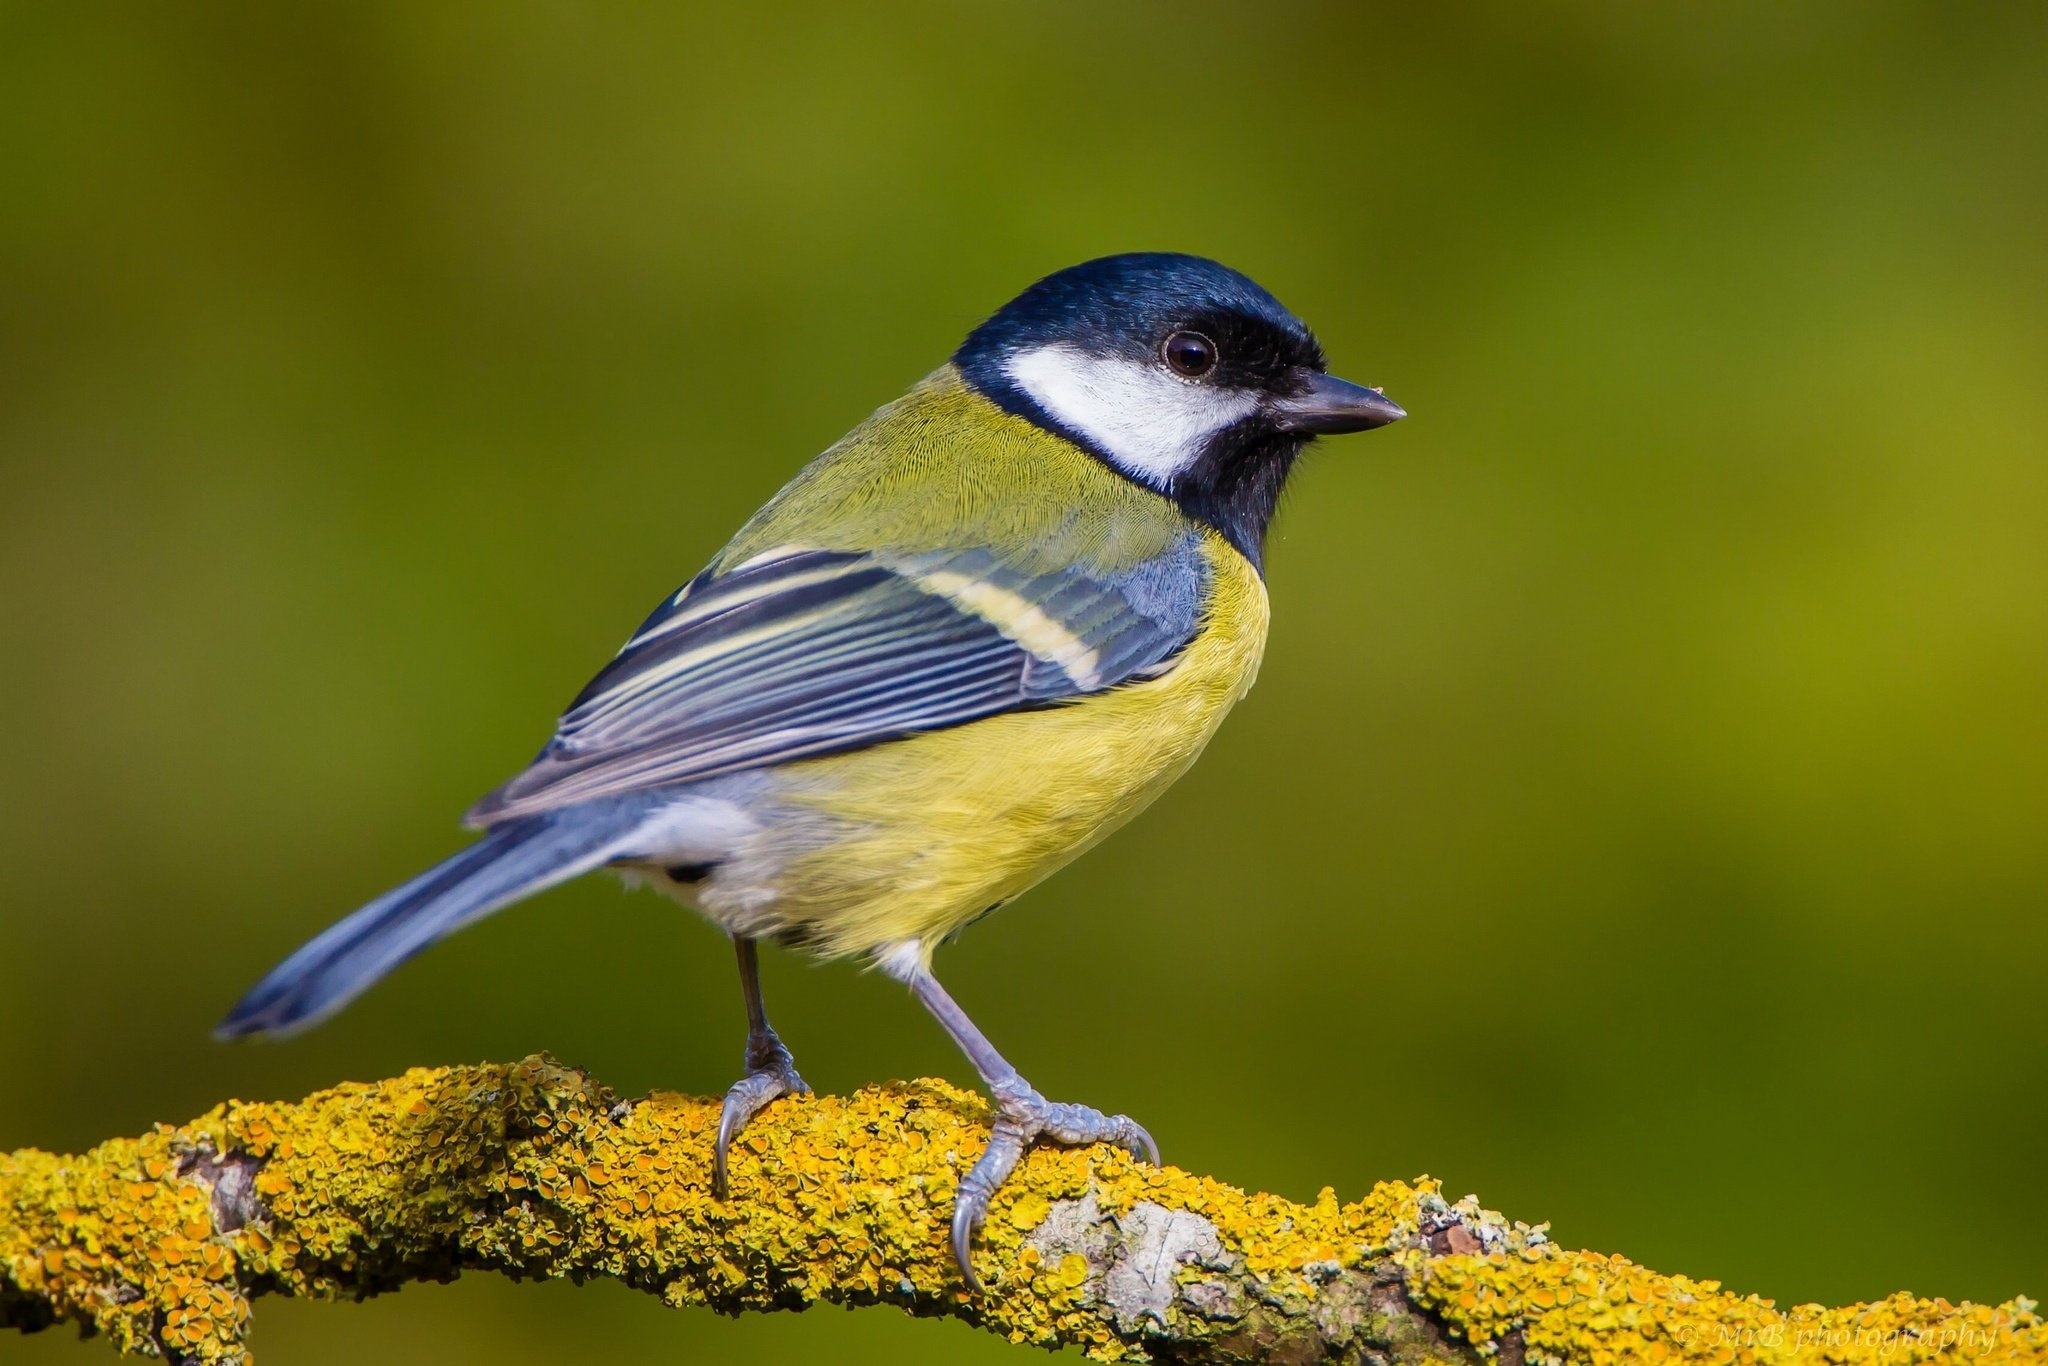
[1003,343,1260,488]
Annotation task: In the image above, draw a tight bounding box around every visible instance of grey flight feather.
[213,799,658,1040]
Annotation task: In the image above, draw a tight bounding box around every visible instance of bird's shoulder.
[653,361,1222,687]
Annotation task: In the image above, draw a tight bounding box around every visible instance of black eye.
[1162,330,1217,378]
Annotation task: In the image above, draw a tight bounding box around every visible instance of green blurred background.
[5,3,2045,1361]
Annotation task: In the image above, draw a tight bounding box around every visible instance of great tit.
[216,252,1405,1287]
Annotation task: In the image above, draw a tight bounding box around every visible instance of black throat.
[1168,424,1308,573]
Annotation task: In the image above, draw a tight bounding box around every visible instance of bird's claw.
[951,1083,1157,1291]
[713,1032,809,1198]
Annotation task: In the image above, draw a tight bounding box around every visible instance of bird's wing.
[465,537,1208,824]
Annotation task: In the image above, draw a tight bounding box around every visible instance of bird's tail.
[214,804,649,1040]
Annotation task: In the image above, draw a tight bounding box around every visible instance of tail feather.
[215,807,646,1040]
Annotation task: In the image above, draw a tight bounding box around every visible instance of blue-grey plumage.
[466,536,1209,821]
[214,252,1405,1289]
[216,797,662,1039]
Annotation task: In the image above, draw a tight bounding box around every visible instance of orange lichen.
[3,1056,2041,1365]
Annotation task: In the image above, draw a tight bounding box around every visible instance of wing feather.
[467,540,1207,825]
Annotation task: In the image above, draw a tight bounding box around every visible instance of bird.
[214,252,1405,1289]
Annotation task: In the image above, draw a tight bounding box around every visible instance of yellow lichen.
[3,1055,2041,1365]
[1410,1242,2043,1365]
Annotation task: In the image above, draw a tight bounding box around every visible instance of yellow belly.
[727,531,1270,964]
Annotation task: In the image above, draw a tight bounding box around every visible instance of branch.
[2,1057,2039,1364]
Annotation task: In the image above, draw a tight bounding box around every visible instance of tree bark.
[2,1055,2039,1363]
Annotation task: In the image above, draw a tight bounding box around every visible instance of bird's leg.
[897,959,1159,1290]
[714,935,810,1198]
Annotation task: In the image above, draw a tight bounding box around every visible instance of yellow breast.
[739,530,1270,963]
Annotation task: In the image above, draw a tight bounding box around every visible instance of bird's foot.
[713,1030,810,1198]
[951,1080,1158,1290]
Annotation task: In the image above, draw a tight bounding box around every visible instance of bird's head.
[954,252,1404,565]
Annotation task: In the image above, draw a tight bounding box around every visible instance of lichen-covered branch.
[2,1057,2040,1365]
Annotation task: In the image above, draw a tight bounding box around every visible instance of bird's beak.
[1267,371,1407,434]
